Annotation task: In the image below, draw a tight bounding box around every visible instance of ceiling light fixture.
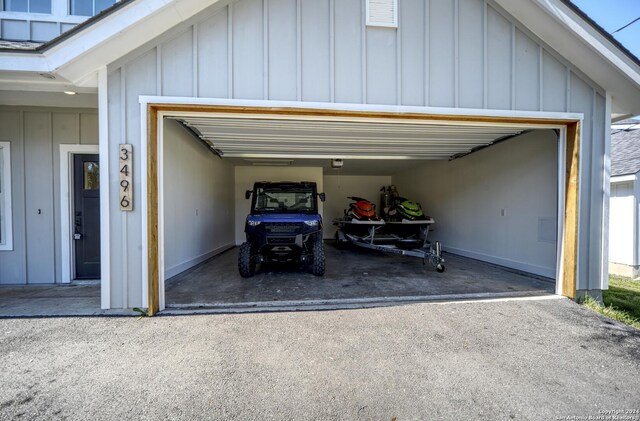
[63,91,77,95]
[331,159,343,169]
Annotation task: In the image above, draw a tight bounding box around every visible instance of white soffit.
[173,116,528,160]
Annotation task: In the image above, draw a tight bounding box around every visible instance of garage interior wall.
[162,119,235,279]
[107,0,608,308]
[393,130,558,278]
[0,106,98,285]
[234,166,323,244]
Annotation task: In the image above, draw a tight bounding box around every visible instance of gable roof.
[0,0,639,116]
[611,121,640,177]
[0,0,134,54]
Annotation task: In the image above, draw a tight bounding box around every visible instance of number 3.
[120,148,129,161]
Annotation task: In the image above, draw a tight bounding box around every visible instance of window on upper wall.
[0,142,13,251]
[3,0,52,13]
[70,0,115,16]
[366,0,398,28]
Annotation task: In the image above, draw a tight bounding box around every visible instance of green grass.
[582,276,640,330]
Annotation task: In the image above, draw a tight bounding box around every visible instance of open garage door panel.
[171,115,529,160]
[158,111,564,313]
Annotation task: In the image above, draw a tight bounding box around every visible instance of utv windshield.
[253,185,317,213]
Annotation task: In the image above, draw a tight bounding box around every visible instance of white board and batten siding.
[609,181,635,267]
[0,107,98,285]
[105,0,608,307]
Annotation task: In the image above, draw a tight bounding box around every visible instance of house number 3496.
[119,144,133,211]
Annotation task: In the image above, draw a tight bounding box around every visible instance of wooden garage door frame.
[142,99,581,316]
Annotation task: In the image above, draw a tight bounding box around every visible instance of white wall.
[609,180,635,266]
[322,175,391,239]
[163,119,235,279]
[234,166,323,244]
[392,130,558,278]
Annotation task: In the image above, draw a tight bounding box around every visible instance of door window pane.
[4,0,51,13]
[30,0,51,13]
[84,162,99,190]
[5,0,29,12]
[95,0,113,14]
[70,0,93,16]
[70,0,115,16]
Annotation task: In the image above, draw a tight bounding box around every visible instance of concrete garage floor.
[165,242,555,311]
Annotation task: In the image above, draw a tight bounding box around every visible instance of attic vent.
[366,0,397,28]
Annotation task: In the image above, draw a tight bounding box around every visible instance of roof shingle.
[611,121,640,176]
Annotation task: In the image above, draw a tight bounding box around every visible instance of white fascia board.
[0,0,220,86]
[0,52,49,72]
[533,0,640,86]
[611,174,637,183]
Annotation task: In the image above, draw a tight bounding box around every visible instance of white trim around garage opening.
[59,144,99,284]
[139,96,583,313]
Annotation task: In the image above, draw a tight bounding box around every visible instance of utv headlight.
[247,220,261,226]
[304,220,319,227]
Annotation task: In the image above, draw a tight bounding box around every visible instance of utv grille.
[265,223,301,234]
[267,237,296,244]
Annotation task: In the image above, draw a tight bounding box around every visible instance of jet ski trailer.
[333,218,445,272]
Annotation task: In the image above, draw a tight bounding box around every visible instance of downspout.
[635,172,640,278]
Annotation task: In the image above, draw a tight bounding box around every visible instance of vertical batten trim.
[566,68,571,112]
[193,24,199,97]
[156,45,162,96]
[263,0,269,100]
[453,0,459,108]
[361,0,367,104]
[510,24,516,110]
[396,2,402,105]
[48,112,54,282]
[329,0,335,102]
[590,87,597,290]
[98,67,111,309]
[482,0,487,109]
[120,65,128,309]
[424,0,430,106]
[538,45,543,111]
[20,111,27,283]
[228,4,234,98]
[296,0,302,101]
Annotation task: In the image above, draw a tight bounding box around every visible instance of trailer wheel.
[311,234,326,276]
[436,264,445,273]
[238,242,256,278]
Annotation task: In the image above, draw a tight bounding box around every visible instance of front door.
[73,154,100,279]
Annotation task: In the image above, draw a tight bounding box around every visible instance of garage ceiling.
[172,116,528,160]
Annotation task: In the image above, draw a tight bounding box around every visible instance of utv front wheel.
[311,235,326,276]
[238,242,255,278]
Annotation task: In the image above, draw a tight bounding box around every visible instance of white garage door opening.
[155,107,564,312]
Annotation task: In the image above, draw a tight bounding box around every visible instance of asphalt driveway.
[1,298,638,420]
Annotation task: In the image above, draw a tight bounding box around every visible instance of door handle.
[74,211,83,240]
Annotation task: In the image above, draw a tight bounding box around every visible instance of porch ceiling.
[172,115,529,160]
